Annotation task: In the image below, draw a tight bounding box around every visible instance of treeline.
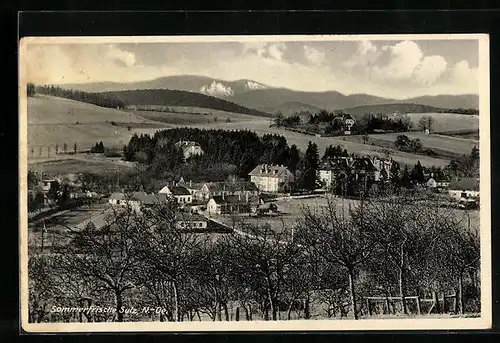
[90,142,105,154]
[276,110,410,134]
[122,128,301,184]
[29,84,126,109]
[106,89,272,118]
[355,114,409,133]
[445,146,480,178]
[28,191,480,323]
[437,108,479,115]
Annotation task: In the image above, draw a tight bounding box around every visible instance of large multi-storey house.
[318,156,394,189]
[174,140,204,160]
[248,164,294,193]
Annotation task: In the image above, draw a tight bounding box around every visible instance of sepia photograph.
[19,34,491,332]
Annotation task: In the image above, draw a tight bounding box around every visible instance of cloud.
[23,40,478,99]
[373,41,424,81]
[267,43,286,61]
[106,44,136,67]
[452,60,477,82]
[413,55,447,85]
[344,40,380,74]
[200,81,234,97]
[366,41,447,86]
[241,42,268,57]
[242,42,287,62]
[303,45,326,65]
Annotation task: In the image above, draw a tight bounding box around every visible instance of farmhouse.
[426,176,450,190]
[158,185,193,204]
[249,164,294,193]
[448,178,480,202]
[174,140,204,160]
[108,192,168,212]
[38,179,60,193]
[207,194,261,216]
[174,213,208,231]
[333,113,356,134]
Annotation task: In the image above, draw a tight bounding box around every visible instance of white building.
[158,185,192,204]
[248,164,294,193]
[448,178,480,202]
[174,140,204,160]
[174,213,208,231]
[108,192,168,213]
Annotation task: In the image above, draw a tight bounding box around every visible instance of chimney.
[189,180,192,188]
[246,192,249,202]
[222,191,225,201]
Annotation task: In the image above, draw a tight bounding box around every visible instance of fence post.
[366,298,372,316]
[385,296,391,315]
[416,296,421,316]
[441,293,447,313]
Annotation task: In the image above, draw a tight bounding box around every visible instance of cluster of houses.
[318,155,394,188]
[108,176,267,218]
[107,138,481,224]
[29,174,100,207]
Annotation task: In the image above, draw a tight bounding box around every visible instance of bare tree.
[131,200,208,322]
[60,206,141,322]
[434,211,480,314]
[225,223,303,321]
[418,116,434,133]
[297,196,373,319]
[361,189,450,315]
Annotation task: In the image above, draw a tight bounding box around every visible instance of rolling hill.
[258,101,325,117]
[105,89,273,118]
[59,75,270,96]
[55,74,479,113]
[27,95,169,152]
[341,103,446,116]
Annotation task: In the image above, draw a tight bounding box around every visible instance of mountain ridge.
[54,75,480,110]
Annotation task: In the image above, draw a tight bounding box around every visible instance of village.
[28,131,480,237]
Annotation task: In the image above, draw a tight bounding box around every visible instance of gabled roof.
[174,140,203,153]
[449,178,480,191]
[109,192,126,200]
[333,113,355,121]
[170,186,191,196]
[210,194,260,205]
[206,181,259,193]
[248,164,292,177]
[174,213,207,222]
[351,157,377,172]
[319,158,351,171]
[109,192,169,204]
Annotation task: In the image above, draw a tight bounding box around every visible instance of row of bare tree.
[28,189,480,323]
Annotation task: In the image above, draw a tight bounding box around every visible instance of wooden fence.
[365,293,460,316]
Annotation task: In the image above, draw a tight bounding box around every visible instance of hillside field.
[27,95,169,153]
[172,119,453,168]
[405,112,479,133]
[126,106,265,126]
[344,132,478,159]
[29,155,137,177]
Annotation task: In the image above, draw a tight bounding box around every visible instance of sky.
[23,38,480,99]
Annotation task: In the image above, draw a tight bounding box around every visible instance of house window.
[461,192,468,198]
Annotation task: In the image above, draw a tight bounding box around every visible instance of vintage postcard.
[19,34,491,332]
